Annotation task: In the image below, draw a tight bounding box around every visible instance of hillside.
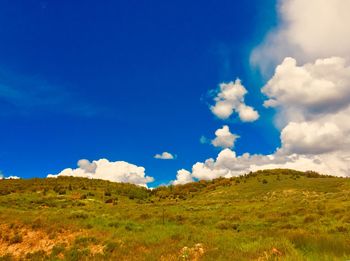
[0,169,350,260]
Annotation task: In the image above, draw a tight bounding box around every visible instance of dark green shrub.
[216,221,239,230]
[69,211,89,219]
[104,241,118,254]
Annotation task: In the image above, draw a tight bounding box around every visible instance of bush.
[0,254,14,261]
[104,241,118,254]
[69,211,89,219]
[216,221,239,231]
[303,215,317,223]
[108,222,120,228]
[51,244,66,257]
[9,233,23,244]
[25,251,46,260]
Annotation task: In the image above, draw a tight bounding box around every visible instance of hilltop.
[0,169,350,260]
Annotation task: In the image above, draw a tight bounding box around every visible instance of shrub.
[104,241,118,254]
[69,211,89,219]
[216,220,239,230]
[0,254,14,261]
[125,222,144,232]
[303,215,317,223]
[25,251,46,260]
[336,226,348,233]
[9,233,23,244]
[51,244,66,257]
[108,222,120,228]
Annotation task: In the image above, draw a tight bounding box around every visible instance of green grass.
[0,169,350,260]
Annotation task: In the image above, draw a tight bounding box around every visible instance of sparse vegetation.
[0,169,349,260]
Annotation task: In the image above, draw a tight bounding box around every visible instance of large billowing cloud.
[172,169,194,185]
[211,125,239,149]
[263,57,350,156]
[173,0,350,185]
[181,56,350,183]
[210,79,259,122]
[251,0,350,73]
[48,159,154,187]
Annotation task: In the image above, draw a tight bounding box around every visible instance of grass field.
[0,169,350,260]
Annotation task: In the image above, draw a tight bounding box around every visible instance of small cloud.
[200,136,209,144]
[211,125,239,149]
[154,152,175,160]
[210,79,259,122]
[0,171,20,180]
[5,176,21,180]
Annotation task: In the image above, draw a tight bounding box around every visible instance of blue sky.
[6,0,347,185]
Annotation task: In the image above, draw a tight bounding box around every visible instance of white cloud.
[210,79,259,122]
[251,0,350,74]
[0,172,21,180]
[173,1,350,183]
[262,57,350,124]
[4,176,21,180]
[77,159,97,173]
[175,147,350,183]
[154,152,175,160]
[261,57,350,157]
[48,159,154,187]
[196,57,350,178]
[211,125,239,149]
[281,121,346,155]
[172,169,194,185]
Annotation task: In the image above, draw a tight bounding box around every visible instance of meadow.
[0,169,350,260]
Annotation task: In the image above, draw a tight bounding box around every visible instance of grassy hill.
[0,169,350,260]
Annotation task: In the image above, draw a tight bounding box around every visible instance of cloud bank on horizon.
[48,159,154,187]
[173,0,350,184]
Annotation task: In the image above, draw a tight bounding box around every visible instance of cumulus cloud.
[172,169,194,185]
[171,0,350,185]
[5,176,20,179]
[173,1,350,184]
[211,125,239,149]
[0,172,21,180]
[0,175,21,180]
[210,79,259,122]
[48,159,154,187]
[184,57,350,180]
[262,57,350,157]
[194,148,350,179]
[172,146,350,184]
[77,159,97,173]
[154,152,175,160]
[263,57,350,124]
[251,0,350,74]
